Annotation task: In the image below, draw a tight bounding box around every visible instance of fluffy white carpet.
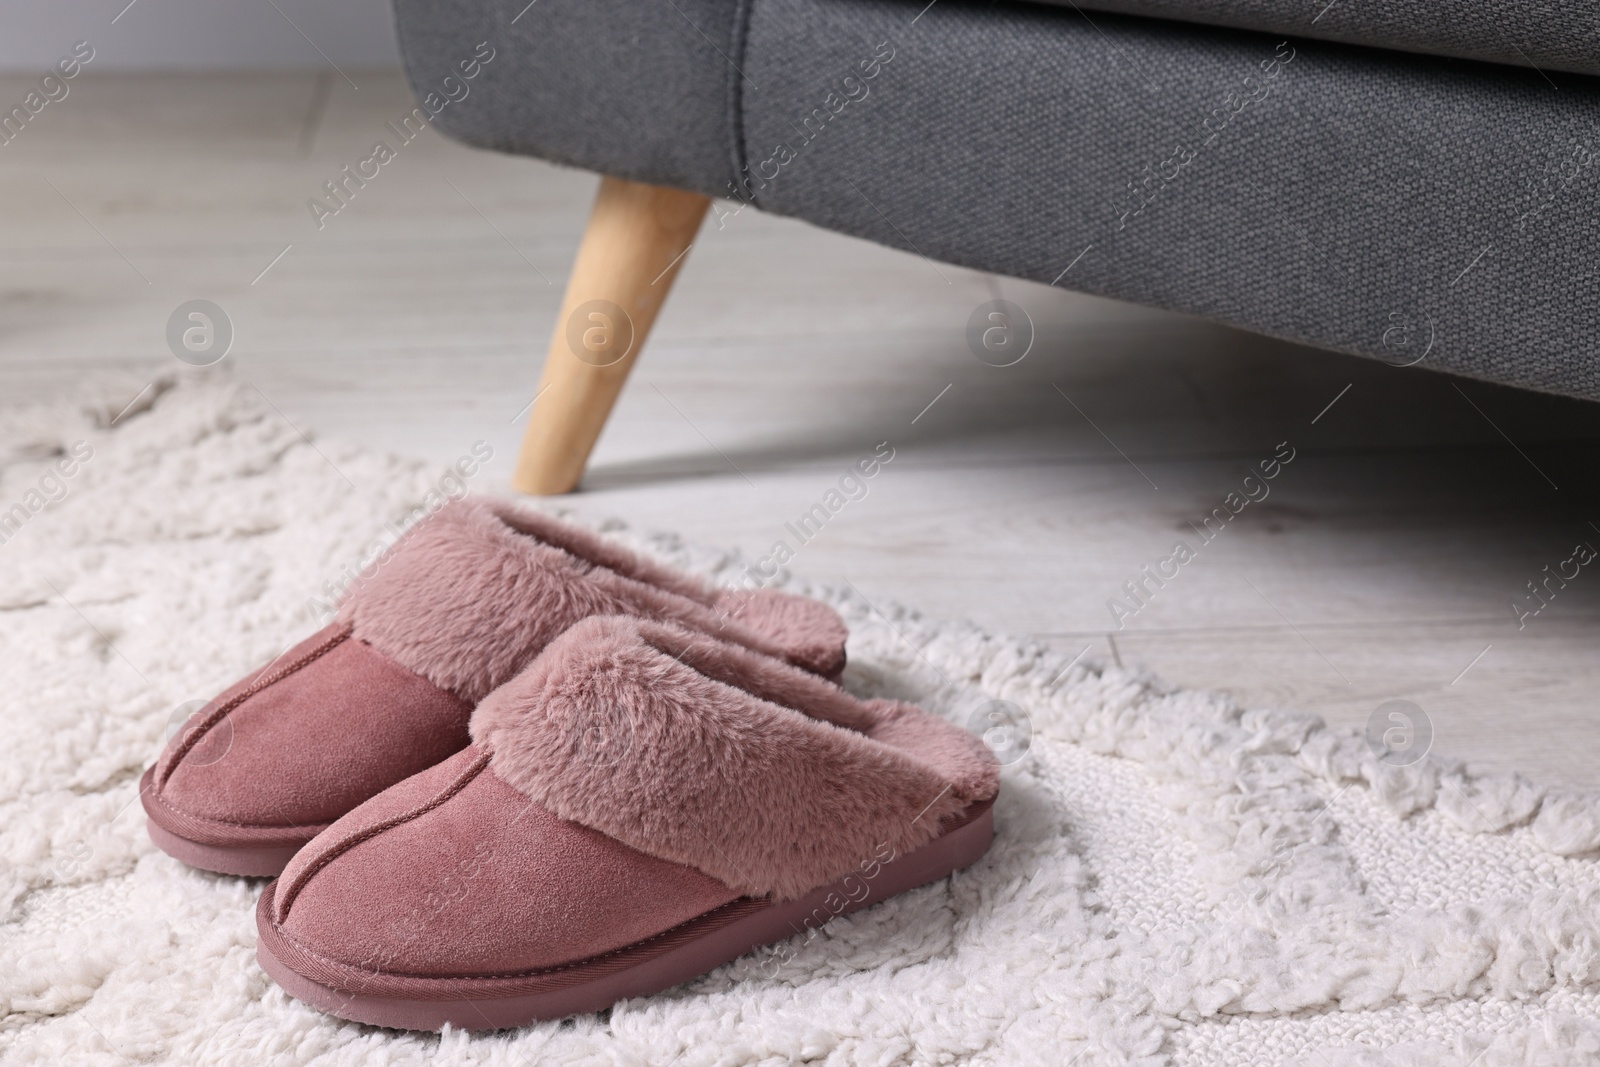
[3,378,1600,1066]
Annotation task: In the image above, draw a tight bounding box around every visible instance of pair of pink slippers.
[143,497,1000,1031]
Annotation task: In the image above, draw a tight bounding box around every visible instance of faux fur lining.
[714,587,848,680]
[483,499,715,606]
[339,497,847,701]
[470,617,999,901]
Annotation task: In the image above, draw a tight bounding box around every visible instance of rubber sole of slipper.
[145,817,306,878]
[256,802,994,1031]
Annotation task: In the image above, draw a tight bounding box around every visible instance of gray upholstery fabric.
[391,0,1600,402]
[1046,0,1600,77]
[738,0,1600,401]
[391,0,743,194]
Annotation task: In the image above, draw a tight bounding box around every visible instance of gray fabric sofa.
[390,0,1598,490]
[1038,0,1600,76]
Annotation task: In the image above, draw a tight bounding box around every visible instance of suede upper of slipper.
[265,616,999,981]
[149,624,473,842]
[145,499,850,857]
[267,746,743,977]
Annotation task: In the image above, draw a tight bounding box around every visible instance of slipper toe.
[143,624,472,875]
[267,747,740,983]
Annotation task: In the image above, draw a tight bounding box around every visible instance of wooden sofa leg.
[511,176,710,495]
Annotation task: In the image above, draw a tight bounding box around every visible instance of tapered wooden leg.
[511,176,710,495]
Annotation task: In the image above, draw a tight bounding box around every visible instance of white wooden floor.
[4,71,1598,787]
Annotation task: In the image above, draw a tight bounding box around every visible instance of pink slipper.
[255,616,998,1031]
[144,498,848,876]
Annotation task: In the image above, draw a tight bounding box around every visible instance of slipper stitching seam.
[156,623,353,789]
[273,748,493,921]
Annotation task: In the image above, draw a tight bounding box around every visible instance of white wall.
[0,0,401,70]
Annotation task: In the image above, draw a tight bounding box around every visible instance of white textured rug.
[4,379,1600,1067]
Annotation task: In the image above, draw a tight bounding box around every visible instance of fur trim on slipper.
[470,616,998,900]
[341,497,848,701]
